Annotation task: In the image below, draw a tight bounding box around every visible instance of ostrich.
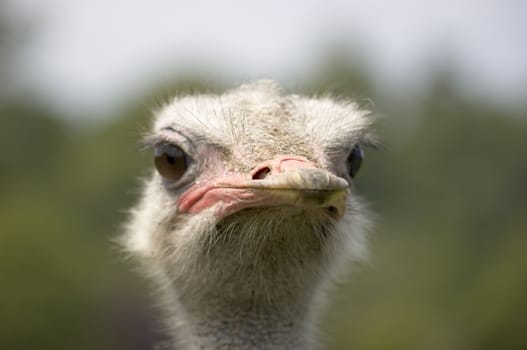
[123,80,375,349]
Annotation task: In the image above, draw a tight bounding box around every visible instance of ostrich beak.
[178,156,349,219]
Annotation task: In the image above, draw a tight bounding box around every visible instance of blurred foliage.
[1,15,527,350]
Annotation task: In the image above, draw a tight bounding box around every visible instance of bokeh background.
[1,1,526,349]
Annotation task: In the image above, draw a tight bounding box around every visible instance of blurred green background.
[1,2,527,350]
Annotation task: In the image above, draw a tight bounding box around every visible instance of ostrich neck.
[172,302,315,350]
[163,264,322,350]
[156,210,334,349]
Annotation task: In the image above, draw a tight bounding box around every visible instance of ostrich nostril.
[252,167,271,180]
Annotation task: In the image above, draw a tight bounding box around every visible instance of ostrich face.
[125,81,373,307]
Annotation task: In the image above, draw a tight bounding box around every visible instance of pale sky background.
[4,0,527,119]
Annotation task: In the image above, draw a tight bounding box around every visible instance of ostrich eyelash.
[360,133,382,151]
[141,127,196,151]
[140,134,175,150]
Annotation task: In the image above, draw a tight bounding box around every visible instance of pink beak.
[178,155,349,219]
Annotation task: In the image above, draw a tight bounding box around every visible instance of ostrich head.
[124,80,374,349]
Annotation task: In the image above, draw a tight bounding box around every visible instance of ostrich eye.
[154,144,189,182]
[346,144,364,178]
